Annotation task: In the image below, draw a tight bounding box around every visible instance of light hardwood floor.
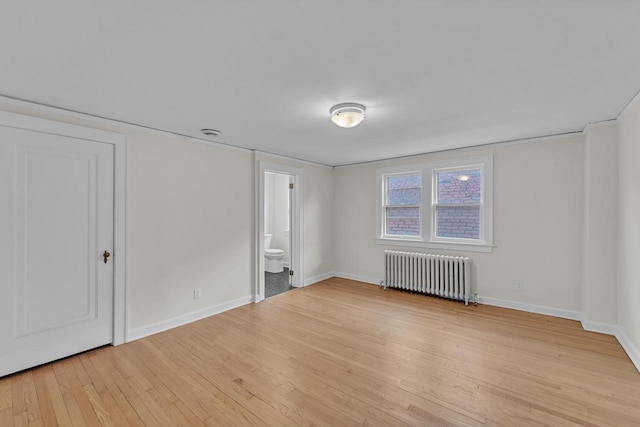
[2,278,640,426]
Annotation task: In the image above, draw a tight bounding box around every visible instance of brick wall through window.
[435,169,481,239]
[385,174,421,236]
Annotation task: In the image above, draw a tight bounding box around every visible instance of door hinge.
[289,270,294,276]
[289,183,294,189]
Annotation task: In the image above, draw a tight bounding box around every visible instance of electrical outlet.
[516,282,523,291]
[194,288,202,300]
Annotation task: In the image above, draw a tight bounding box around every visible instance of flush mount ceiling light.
[330,103,366,128]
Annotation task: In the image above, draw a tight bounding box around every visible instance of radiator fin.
[384,250,471,305]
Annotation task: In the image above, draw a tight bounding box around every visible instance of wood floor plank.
[134,338,268,426]
[151,338,283,427]
[81,351,146,427]
[111,393,146,427]
[11,372,28,427]
[31,367,60,427]
[96,355,170,427]
[122,343,222,424]
[0,407,12,427]
[52,359,101,427]
[40,365,73,427]
[81,384,113,427]
[12,370,42,427]
[208,310,482,425]
[220,304,488,424]
[115,344,210,427]
[0,374,13,427]
[1,278,640,426]
[172,400,207,427]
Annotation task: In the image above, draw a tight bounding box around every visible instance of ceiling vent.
[201,128,222,138]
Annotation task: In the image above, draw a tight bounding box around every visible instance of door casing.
[256,161,303,302]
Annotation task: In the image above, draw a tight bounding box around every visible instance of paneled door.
[0,124,114,377]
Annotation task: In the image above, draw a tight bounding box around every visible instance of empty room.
[1,1,640,426]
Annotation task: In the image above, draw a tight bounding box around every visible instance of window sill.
[374,238,494,253]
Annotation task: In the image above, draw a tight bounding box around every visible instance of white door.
[0,125,114,377]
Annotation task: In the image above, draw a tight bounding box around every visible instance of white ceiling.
[2,1,639,166]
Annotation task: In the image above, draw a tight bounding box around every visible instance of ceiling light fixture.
[457,175,470,182]
[330,103,366,128]
[201,128,221,138]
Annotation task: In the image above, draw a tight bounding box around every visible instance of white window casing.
[375,155,494,253]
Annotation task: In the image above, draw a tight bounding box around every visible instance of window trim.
[382,171,423,239]
[375,155,494,253]
[431,162,485,244]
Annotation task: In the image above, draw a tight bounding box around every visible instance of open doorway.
[264,171,293,297]
[257,162,303,302]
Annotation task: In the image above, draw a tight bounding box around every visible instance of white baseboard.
[476,295,582,321]
[127,295,254,342]
[580,317,619,335]
[615,327,640,374]
[332,271,381,286]
[304,271,334,286]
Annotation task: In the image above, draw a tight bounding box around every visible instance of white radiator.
[384,250,471,305]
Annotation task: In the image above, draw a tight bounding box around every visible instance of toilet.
[264,234,285,273]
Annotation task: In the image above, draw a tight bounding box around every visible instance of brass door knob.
[103,250,111,264]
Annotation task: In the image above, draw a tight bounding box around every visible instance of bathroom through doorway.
[257,162,303,302]
[264,171,293,298]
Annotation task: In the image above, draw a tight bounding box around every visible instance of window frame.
[382,171,423,240]
[431,164,484,244]
[375,155,494,253]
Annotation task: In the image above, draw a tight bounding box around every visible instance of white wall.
[265,172,274,241]
[125,130,254,330]
[334,135,586,314]
[582,122,618,326]
[617,98,640,364]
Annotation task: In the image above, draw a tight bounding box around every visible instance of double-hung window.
[376,155,493,252]
[383,173,422,238]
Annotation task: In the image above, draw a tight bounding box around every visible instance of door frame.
[256,161,303,302]
[0,110,128,345]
